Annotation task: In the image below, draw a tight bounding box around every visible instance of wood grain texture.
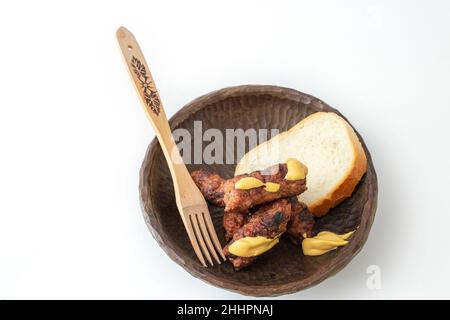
[139,85,378,297]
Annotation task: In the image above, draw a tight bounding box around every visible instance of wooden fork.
[116,26,225,267]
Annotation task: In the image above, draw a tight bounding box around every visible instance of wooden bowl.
[139,85,377,297]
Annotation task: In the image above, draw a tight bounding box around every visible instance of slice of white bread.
[235,112,367,217]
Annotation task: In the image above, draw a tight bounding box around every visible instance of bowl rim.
[139,85,378,297]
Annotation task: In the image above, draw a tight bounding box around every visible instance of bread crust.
[235,112,367,217]
[307,115,367,216]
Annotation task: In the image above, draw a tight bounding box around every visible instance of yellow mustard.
[235,177,265,190]
[316,231,354,241]
[228,236,280,257]
[284,158,308,181]
[234,177,280,193]
[302,231,354,256]
[264,182,280,192]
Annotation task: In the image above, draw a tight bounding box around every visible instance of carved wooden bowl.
[139,85,377,296]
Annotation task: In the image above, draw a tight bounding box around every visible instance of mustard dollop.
[228,236,279,257]
[235,177,265,190]
[284,158,308,181]
[264,182,280,192]
[302,231,354,256]
[234,177,280,193]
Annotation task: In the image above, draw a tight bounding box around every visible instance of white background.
[0,0,449,299]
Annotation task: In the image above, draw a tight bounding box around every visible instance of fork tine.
[182,216,207,267]
[202,211,226,260]
[196,212,221,264]
[190,215,213,266]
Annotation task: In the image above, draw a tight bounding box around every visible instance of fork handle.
[116,27,190,197]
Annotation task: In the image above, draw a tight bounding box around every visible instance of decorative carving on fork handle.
[130,56,161,116]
